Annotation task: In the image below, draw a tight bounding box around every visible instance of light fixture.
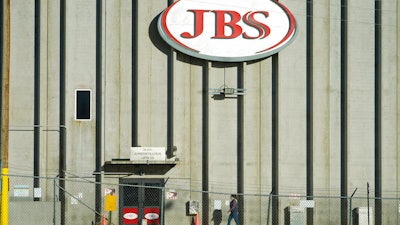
[209,85,246,96]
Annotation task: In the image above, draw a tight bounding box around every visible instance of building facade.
[1,0,400,224]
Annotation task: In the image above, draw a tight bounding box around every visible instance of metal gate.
[119,178,163,225]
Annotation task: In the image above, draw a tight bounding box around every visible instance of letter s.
[242,11,270,39]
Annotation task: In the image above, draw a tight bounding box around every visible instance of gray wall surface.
[2,0,400,224]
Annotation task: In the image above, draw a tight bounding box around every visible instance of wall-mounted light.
[209,85,246,96]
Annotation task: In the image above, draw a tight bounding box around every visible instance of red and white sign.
[158,0,297,62]
[123,208,139,224]
[144,208,160,224]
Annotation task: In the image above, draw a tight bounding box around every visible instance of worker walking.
[227,194,240,225]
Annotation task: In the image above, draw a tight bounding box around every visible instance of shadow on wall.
[149,13,171,56]
[211,210,222,225]
[149,13,207,66]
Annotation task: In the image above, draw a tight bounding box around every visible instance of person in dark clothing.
[227,194,240,225]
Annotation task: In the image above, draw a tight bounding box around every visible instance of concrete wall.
[4,0,400,224]
[9,202,59,225]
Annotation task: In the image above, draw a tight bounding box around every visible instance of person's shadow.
[211,210,222,225]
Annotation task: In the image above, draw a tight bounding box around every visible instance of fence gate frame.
[119,178,164,225]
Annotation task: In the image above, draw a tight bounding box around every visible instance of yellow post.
[1,0,10,224]
[0,168,8,225]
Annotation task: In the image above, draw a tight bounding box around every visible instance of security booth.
[119,178,164,225]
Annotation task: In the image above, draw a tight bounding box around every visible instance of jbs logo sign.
[180,10,271,39]
[158,0,297,62]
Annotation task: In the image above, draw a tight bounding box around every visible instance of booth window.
[75,89,91,120]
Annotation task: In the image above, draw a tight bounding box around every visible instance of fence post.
[0,168,9,225]
[266,190,272,225]
[349,188,357,225]
[160,186,165,225]
[53,176,57,225]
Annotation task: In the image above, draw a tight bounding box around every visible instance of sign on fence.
[13,185,29,197]
[105,195,117,211]
[105,188,117,211]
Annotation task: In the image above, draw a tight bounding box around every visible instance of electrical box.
[284,206,305,225]
[186,201,199,216]
[352,207,373,225]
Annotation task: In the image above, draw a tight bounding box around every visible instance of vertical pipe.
[166,0,174,159]
[306,0,314,224]
[237,63,244,225]
[202,61,209,225]
[33,0,41,202]
[59,0,66,224]
[95,0,103,224]
[131,0,138,147]
[340,0,348,224]
[271,3,279,225]
[167,51,174,156]
[374,1,382,224]
[271,54,279,225]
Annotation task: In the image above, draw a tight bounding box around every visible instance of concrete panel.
[103,0,133,160]
[380,0,400,224]
[9,132,34,174]
[243,61,268,194]
[65,0,97,175]
[278,0,307,196]
[312,0,333,195]
[118,0,134,158]
[9,0,35,174]
[313,1,343,223]
[137,0,169,147]
[347,0,375,194]
[328,0,342,197]
[242,60,273,224]
[44,0,62,176]
[188,60,206,192]
[9,0,34,125]
[104,0,124,160]
[171,52,192,178]
[259,59,273,193]
[381,0,399,197]
[208,65,238,194]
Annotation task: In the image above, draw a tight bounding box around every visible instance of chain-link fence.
[2,173,400,225]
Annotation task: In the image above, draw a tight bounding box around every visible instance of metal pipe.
[95,0,103,224]
[59,0,66,224]
[33,0,41,202]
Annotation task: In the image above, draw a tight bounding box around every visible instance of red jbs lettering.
[180,9,270,39]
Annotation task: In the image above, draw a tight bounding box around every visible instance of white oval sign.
[144,213,160,220]
[123,212,138,220]
[158,0,297,62]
